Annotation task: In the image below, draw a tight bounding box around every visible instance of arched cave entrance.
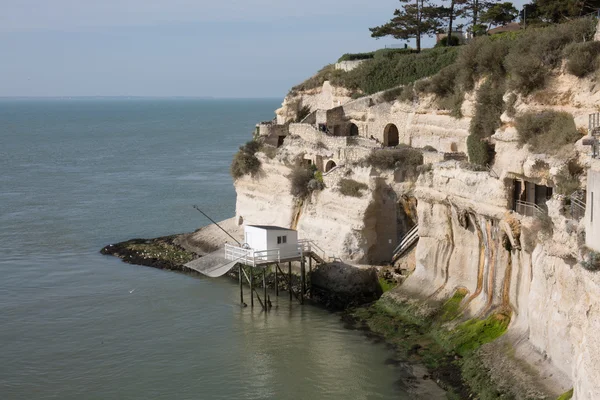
[384,124,399,147]
[325,160,337,172]
[349,123,359,136]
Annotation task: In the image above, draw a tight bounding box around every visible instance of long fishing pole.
[192,205,241,246]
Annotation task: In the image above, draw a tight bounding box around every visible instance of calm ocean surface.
[0,99,416,399]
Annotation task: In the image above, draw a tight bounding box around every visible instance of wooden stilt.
[275,263,279,296]
[239,264,244,306]
[308,257,312,299]
[263,268,267,309]
[250,265,254,308]
[288,262,292,301]
[300,257,305,304]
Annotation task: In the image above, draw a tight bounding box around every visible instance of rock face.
[310,262,383,309]
[234,54,600,397]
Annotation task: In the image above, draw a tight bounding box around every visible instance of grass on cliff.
[290,47,459,97]
[378,277,396,293]
[349,290,511,398]
[364,147,423,171]
[410,18,597,165]
[557,389,574,400]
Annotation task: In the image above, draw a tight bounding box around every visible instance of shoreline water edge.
[101,232,560,400]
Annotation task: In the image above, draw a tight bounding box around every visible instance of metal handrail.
[393,225,419,255]
[298,239,334,262]
[568,194,586,221]
[225,243,307,266]
[570,195,586,211]
[323,165,344,176]
[514,200,547,217]
[486,164,499,179]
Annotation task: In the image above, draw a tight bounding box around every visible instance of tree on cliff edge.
[525,0,600,24]
[370,0,441,52]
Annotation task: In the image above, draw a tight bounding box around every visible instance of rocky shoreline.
[101,234,387,309]
[101,234,541,399]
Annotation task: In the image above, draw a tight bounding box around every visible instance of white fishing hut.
[217,225,328,309]
[225,225,305,266]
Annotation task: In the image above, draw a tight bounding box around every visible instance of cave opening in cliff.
[325,160,337,172]
[349,123,359,136]
[384,124,399,147]
[512,179,553,216]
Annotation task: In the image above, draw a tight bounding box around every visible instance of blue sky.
[1,0,529,98]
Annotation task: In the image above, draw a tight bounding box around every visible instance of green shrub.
[505,18,596,93]
[422,145,437,152]
[467,134,492,166]
[557,389,574,400]
[505,93,517,117]
[259,144,277,159]
[289,167,314,198]
[452,35,511,92]
[505,52,548,94]
[295,105,311,122]
[470,79,506,138]
[553,161,582,196]
[339,47,460,95]
[381,87,405,103]
[399,84,415,103]
[565,41,600,78]
[415,63,459,98]
[338,52,375,62]
[230,140,261,179]
[515,111,581,154]
[289,65,344,94]
[435,35,461,48]
[373,48,419,59]
[364,146,424,170]
[581,250,600,272]
[339,178,369,197]
[289,165,324,198]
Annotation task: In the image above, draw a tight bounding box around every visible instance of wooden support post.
[300,257,305,304]
[288,262,292,301]
[263,267,267,310]
[308,257,312,299]
[239,264,244,306]
[250,265,254,308]
[275,263,279,296]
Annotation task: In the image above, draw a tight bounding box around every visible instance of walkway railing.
[486,164,499,179]
[569,195,586,221]
[224,243,305,267]
[392,225,419,261]
[298,239,338,262]
[323,165,344,176]
[514,200,547,217]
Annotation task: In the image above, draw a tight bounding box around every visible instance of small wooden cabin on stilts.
[224,225,324,310]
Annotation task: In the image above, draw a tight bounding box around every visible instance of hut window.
[277,236,287,244]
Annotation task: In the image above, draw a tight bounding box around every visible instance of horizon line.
[0,95,283,100]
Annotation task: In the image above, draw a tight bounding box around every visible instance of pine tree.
[481,2,519,27]
[530,0,600,23]
[440,0,469,46]
[463,0,498,35]
[370,0,442,52]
